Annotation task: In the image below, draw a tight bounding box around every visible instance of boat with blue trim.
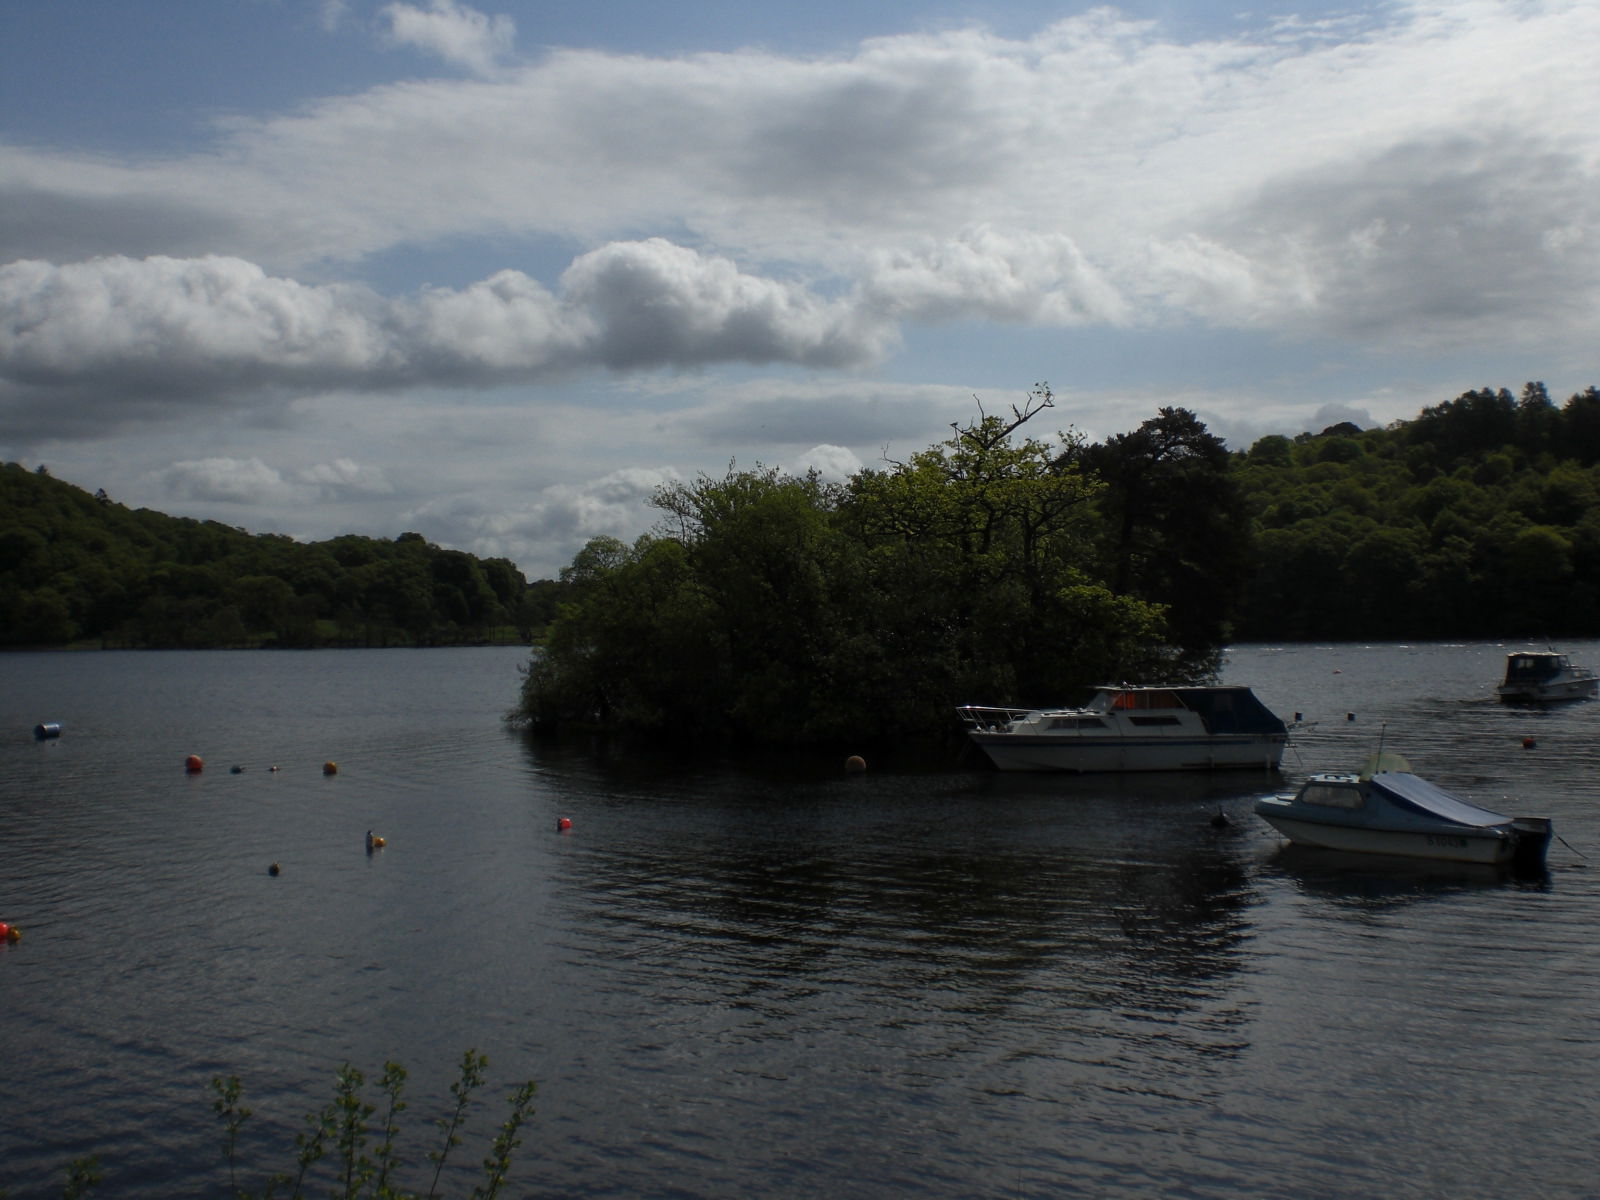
[957,684,1287,773]
[1255,753,1552,871]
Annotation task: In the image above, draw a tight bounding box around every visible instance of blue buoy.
[33,722,61,740]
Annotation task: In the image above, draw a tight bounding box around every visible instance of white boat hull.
[970,734,1285,773]
[1258,812,1513,866]
[1497,679,1597,702]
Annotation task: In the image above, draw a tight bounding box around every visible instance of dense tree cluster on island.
[519,388,1246,744]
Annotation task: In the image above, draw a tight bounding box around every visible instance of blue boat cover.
[1368,772,1511,828]
[1172,687,1287,735]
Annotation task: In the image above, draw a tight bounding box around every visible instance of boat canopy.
[1169,687,1287,735]
[1367,772,1512,828]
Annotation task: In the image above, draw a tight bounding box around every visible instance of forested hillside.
[9,379,1600,663]
[0,462,556,648]
[1235,382,1600,640]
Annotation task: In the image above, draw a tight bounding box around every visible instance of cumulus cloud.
[861,226,1130,325]
[399,466,680,577]
[150,455,393,506]
[561,239,890,369]
[790,444,862,480]
[154,457,301,505]
[0,246,891,436]
[3,0,1595,354]
[381,0,514,76]
[293,457,395,498]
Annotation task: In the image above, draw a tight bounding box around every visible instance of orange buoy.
[322,761,338,776]
[185,754,204,773]
[845,755,867,772]
[557,817,572,832]
[5,926,18,943]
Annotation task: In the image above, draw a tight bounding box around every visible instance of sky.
[3,0,1598,581]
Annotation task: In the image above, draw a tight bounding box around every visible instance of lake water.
[3,642,1600,1199]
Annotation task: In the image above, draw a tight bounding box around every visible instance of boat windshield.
[1095,689,1184,712]
[1503,654,1567,683]
[1299,781,1365,809]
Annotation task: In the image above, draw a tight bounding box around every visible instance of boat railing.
[956,705,1035,731]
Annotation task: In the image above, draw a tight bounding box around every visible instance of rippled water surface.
[4,643,1600,1198]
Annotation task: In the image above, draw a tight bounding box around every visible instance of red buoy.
[185,755,204,773]
[1523,736,1537,750]
[557,817,572,832]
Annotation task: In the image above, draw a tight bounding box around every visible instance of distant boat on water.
[1495,650,1597,703]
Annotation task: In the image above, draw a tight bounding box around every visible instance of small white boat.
[1255,754,1552,871]
[1496,650,1597,703]
[957,684,1287,773]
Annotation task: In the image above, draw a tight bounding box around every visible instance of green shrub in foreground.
[214,1049,537,1200]
[10,1050,536,1200]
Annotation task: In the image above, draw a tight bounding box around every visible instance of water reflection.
[1262,842,1550,908]
[523,734,1269,1095]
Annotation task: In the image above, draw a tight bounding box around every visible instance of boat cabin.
[1501,652,1575,687]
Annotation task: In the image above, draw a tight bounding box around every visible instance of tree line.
[519,380,1600,746]
[0,462,559,648]
[9,378,1600,730]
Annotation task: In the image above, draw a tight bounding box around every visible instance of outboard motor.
[1509,816,1553,875]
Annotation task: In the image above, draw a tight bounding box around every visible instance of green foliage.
[201,1052,534,1200]
[519,388,1187,745]
[1235,381,1600,640]
[0,464,543,648]
[1075,406,1245,672]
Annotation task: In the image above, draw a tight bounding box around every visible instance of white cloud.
[559,239,890,369]
[0,248,895,435]
[791,444,862,480]
[149,455,394,507]
[154,457,300,505]
[4,0,1595,355]
[861,226,1130,325]
[293,458,394,498]
[399,465,681,577]
[381,0,515,76]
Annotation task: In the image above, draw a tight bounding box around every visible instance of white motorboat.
[1496,650,1597,703]
[957,684,1287,773]
[1255,754,1552,871]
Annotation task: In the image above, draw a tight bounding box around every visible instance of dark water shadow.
[1262,842,1551,907]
